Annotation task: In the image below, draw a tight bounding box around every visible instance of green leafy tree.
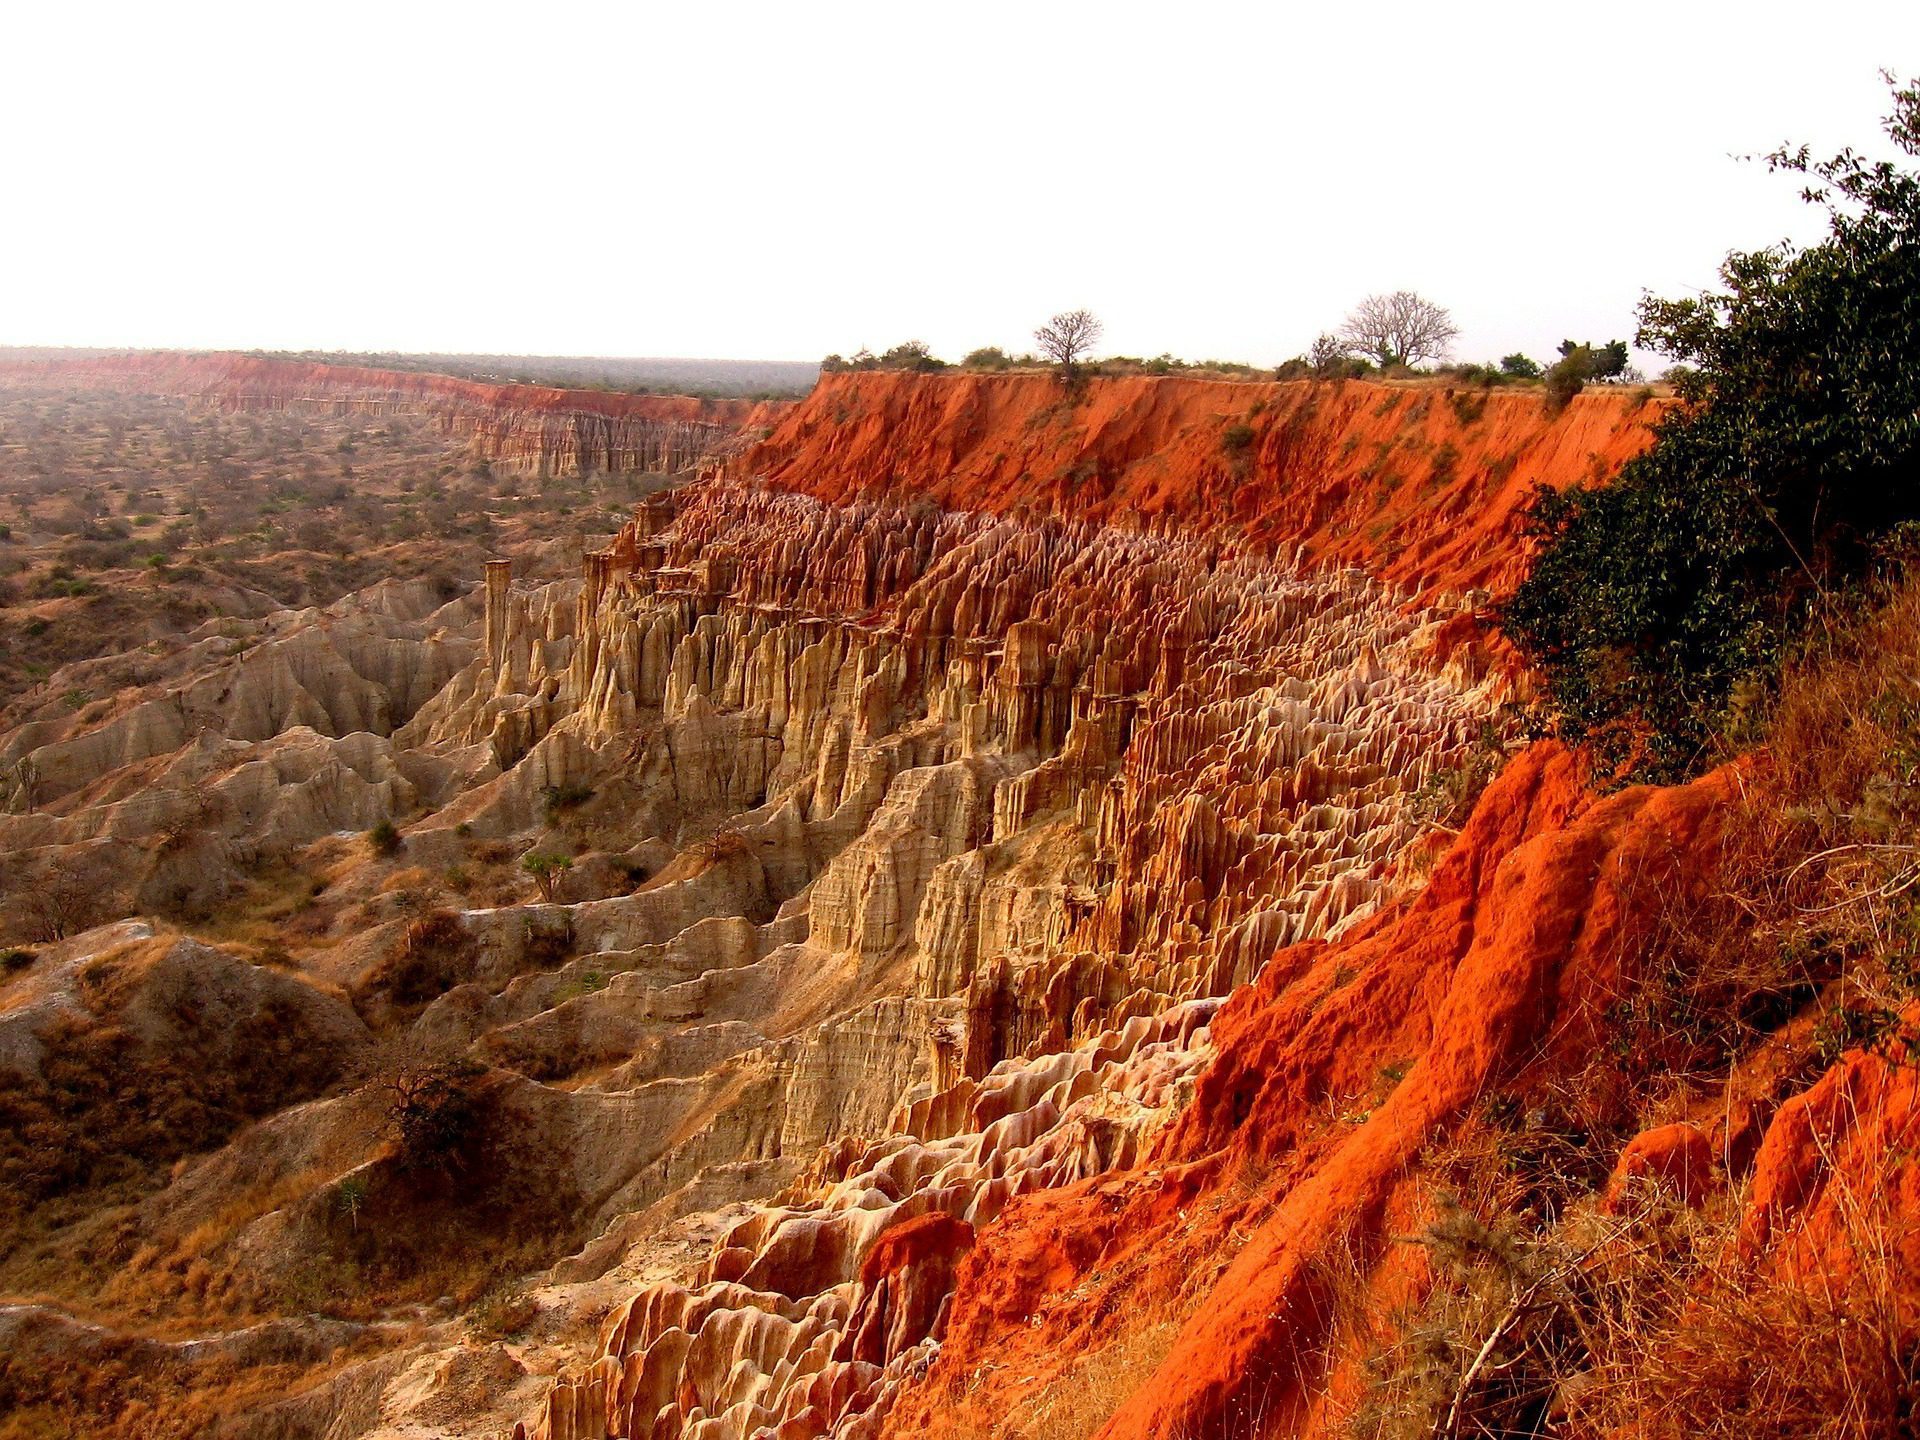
[521,851,573,903]
[1503,76,1920,779]
[963,346,1012,370]
[1542,338,1629,410]
[1499,352,1542,379]
[879,340,945,371]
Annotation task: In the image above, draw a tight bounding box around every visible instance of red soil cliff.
[735,372,1670,597]
[881,745,1745,1438]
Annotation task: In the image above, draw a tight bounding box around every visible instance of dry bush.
[1574,1167,1920,1437]
[1344,1153,1920,1438]
[350,907,477,1016]
[468,1278,539,1341]
[0,992,347,1262]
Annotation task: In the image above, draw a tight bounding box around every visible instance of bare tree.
[1307,333,1351,378]
[21,872,95,942]
[1034,310,1103,381]
[1338,291,1459,368]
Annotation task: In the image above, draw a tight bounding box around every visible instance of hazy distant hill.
[0,348,821,400]
[251,350,822,399]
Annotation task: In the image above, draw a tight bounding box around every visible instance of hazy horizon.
[4,2,1916,371]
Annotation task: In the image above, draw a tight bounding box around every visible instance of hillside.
[0,359,1909,1440]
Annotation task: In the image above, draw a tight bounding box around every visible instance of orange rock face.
[2,350,787,477]
[882,745,1743,1440]
[735,372,1670,597]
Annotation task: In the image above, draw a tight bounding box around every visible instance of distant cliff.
[1,350,790,477]
[734,371,1671,597]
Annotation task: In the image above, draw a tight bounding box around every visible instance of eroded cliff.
[734,372,1671,596]
[13,364,1885,1440]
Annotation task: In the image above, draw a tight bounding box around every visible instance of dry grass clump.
[1342,1150,1919,1438]
[1006,1311,1183,1440]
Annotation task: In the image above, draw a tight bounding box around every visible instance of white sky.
[2,1,1915,370]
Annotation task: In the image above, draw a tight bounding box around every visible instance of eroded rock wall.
[506,476,1503,1440]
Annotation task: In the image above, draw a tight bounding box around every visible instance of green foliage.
[878,340,946,372]
[1503,77,1920,780]
[367,818,402,857]
[1,947,34,975]
[540,781,593,820]
[1220,422,1257,456]
[1500,352,1542,379]
[521,850,573,903]
[1542,338,1628,412]
[962,346,1013,370]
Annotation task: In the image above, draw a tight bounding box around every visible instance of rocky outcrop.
[0,350,789,476]
[502,472,1505,1440]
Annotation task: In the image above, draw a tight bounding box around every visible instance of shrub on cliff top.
[1503,76,1920,781]
[1541,338,1629,412]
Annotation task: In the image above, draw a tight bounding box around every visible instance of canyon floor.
[0,356,1912,1440]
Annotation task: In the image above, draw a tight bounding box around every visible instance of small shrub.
[367,819,402,857]
[1,947,34,975]
[521,851,573,903]
[469,1279,539,1340]
[383,1060,482,1172]
[540,781,593,820]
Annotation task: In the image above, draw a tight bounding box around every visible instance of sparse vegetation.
[1034,309,1104,383]
[521,850,573,903]
[1338,291,1459,368]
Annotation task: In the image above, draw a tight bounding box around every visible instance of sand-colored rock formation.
[490,473,1508,1440]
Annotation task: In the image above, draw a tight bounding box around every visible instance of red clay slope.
[883,744,1745,1440]
[735,371,1670,597]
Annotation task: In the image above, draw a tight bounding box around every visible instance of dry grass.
[1336,575,1920,1437]
[1005,1312,1184,1440]
[1340,1144,1919,1439]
